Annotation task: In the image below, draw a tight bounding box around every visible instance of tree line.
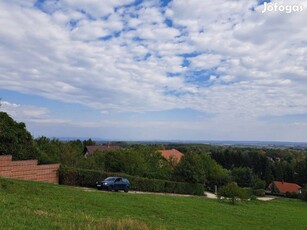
[1,111,307,194]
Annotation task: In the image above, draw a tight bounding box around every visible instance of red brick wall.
[0,155,60,184]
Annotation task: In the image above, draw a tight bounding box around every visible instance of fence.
[0,155,59,184]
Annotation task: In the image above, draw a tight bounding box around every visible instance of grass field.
[0,177,306,230]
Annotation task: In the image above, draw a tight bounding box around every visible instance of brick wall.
[0,155,60,184]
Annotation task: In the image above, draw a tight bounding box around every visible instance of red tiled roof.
[158,149,184,162]
[85,145,121,155]
[273,181,302,193]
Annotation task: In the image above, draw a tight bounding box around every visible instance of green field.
[0,178,306,230]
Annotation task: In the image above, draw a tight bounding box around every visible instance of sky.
[0,0,307,142]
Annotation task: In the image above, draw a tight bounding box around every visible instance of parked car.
[96,177,130,192]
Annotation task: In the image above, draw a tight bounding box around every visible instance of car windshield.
[104,177,117,181]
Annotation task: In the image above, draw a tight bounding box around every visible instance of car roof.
[105,176,127,179]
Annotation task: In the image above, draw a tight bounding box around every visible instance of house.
[158,149,184,164]
[266,181,302,196]
[84,144,121,157]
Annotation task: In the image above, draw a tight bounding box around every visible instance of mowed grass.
[0,178,306,230]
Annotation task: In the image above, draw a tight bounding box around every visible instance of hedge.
[253,189,265,197]
[285,191,299,199]
[299,189,307,202]
[59,167,204,196]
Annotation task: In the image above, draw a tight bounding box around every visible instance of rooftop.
[158,149,184,162]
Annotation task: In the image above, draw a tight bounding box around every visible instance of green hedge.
[253,189,265,197]
[285,191,299,199]
[299,189,307,202]
[59,167,204,196]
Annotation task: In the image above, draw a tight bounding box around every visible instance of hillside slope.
[0,177,306,229]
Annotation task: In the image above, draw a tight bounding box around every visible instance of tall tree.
[264,159,274,184]
[0,112,38,160]
[231,167,254,187]
[201,153,231,188]
[172,153,205,183]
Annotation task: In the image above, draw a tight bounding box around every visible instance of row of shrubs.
[285,190,307,201]
[300,189,307,201]
[59,167,204,196]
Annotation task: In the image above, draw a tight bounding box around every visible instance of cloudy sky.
[0,0,307,141]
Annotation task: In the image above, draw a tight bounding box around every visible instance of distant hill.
[55,137,307,150]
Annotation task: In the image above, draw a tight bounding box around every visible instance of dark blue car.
[96,177,130,192]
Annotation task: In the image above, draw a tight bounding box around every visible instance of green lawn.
[0,178,306,230]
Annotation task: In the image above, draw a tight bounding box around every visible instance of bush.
[252,177,266,190]
[253,189,266,197]
[285,191,299,199]
[299,189,307,201]
[218,182,250,204]
[59,167,103,187]
[242,188,253,199]
[59,167,204,195]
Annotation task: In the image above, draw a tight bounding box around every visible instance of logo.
[261,2,304,13]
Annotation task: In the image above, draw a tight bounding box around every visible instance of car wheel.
[108,186,113,191]
[97,187,102,190]
[124,187,129,193]
[115,189,119,192]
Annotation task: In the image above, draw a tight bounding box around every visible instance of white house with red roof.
[266,181,302,196]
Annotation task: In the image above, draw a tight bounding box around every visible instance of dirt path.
[204,191,277,201]
[79,187,198,197]
[257,196,277,201]
[129,190,195,197]
[204,192,217,199]
[78,187,276,201]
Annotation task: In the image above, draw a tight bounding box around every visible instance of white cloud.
[0,0,307,140]
[188,54,222,69]
[60,0,134,18]
[1,101,49,120]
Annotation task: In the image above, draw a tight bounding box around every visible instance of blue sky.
[0,0,307,141]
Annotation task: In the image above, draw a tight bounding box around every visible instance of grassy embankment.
[0,177,306,230]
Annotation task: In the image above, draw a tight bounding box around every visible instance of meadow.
[0,177,306,230]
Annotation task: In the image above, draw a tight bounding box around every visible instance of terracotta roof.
[85,145,121,155]
[158,149,184,162]
[273,181,302,193]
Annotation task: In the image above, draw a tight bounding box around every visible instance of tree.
[231,167,254,187]
[144,149,172,180]
[83,138,96,147]
[60,142,84,168]
[299,185,307,202]
[296,158,307,185]
[35,136,62,163]
[251,176,266,190]
[0,112,39,160]
[218,182,248,205]
[201,153,231,188]
[172,152,205,183]
[264,159,274,184]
